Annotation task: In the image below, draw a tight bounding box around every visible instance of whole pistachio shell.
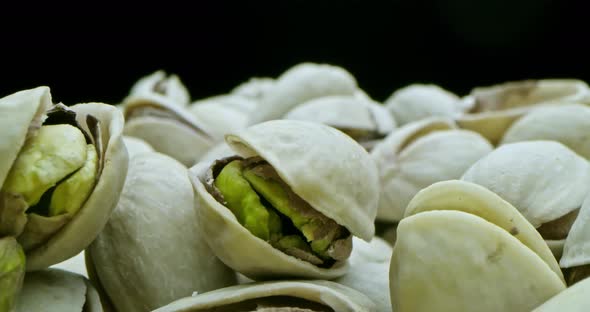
[0,237,25,312]
[252,63,358,123]
[16,269,102,312]
[128,70,190,107]
[533,277,590,311]
[384,84,462,126]
[123,98,215,166]
[88,152,236,312]
[371,118,493,222]
[153,280,376,312]
[462,141,590,232]
[404,180,564,282]
[391,210,565,312]
[335,237,392,312]
[501,104,590,159]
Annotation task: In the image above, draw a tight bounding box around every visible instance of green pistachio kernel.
[49,144,98,216]
[0,236,26,312]
[214,160,282,241]
[2,124,88,206]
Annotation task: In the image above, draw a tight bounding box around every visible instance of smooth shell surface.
[189,100,251,140]
[153,280,376,312]
[128,70,190,107]
[462,141,590,228]
[122,136,154,158]
[225,120,379,240]
[50,251,87,277]
[561,194,590,268]
[371,118,492,222]
[404,180,564,282]
[26,103,128,271]
[16,269,102,312]
[501,104,590,159]
[390,210,565,312]
[335,237,392,312]
[0,86,52,188]
[253,63,358,123]
[384,84,461,126]
[533,277,590,311]
[190,162,349,280]
[88,152,236,312]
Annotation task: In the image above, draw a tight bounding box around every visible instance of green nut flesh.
[213,158,351,266]
[0,237,26,312]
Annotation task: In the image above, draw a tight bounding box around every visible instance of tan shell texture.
[88,152,236,312]
[533,277,590,311]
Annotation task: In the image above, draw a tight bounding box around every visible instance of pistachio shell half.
[87,152,236,312]
[391,210,565,312]
[462,141,590,236]
[533,277,590,311]
[153,280,376,312]
[371,118,492,222]
[16,269,102,312]
[384,84,462,126]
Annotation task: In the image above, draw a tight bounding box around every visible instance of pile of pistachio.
[2,63,590,312]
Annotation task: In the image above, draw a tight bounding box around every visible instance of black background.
[1,1,589,105]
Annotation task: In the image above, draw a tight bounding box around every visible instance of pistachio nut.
[122,93,216,166]
[0,237,25,312]
[384,84,463,126]
[87,152,236,312]
[370,118,493,222]
[0,87,128,271]
[251,63,358,123]
[127,70,190,107]
[16,269,102,312]
[153,280,376,312]
[231,77,275,101]
[335,237,392,312]
[462,141,590,245]
[457,79,590,144]
[122,136,154,158]
[189,120,379,280]
[284,95,396,150]
[533,277,590,311]
[391,180,566,312]
[189,98,251,140]
[501,104,590,159]
[560,194,590,285]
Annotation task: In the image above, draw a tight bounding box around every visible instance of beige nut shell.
[533,277,590,311]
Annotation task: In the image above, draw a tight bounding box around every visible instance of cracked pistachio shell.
[128,70,190,107]
[533,277,590,311]
[123,98,216,166]
[87,152,236,312]
[284,95,396,138]
[501,104,590,159]
[231,77,275,100]
[335,237,392,312]
[404,180,564,282]
[16,269,102,312]
[561,194,590,272]
[122,136,154,158]
[457,79,590,145]
[390,210,565,312]
[384,84,462,126]
[188,99,251,140]
[370,118,493,222]
[252,63,358,123]
[153,280,376,312]
[462,141,590,229]
[21,102,127,271]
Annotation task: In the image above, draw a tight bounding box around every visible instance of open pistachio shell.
[501,104,590,159]
[123,97,216,166]
[384,84,462,126]
[16,269,102,312]
[153,280,376,312]
[390,210,565,312]
[457,79,590,145]
[370,118,492,222]
[128,70,190,107]
[122,136,154,158]
[561,194,590,284]
[284,95,396,145]
[23,102,128,271]
[404,180,564,282]
[252,63,358,123]
[462,141,590,234]
[335,237,392,312]
[87,152,236,312]
[533,277,590,311]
